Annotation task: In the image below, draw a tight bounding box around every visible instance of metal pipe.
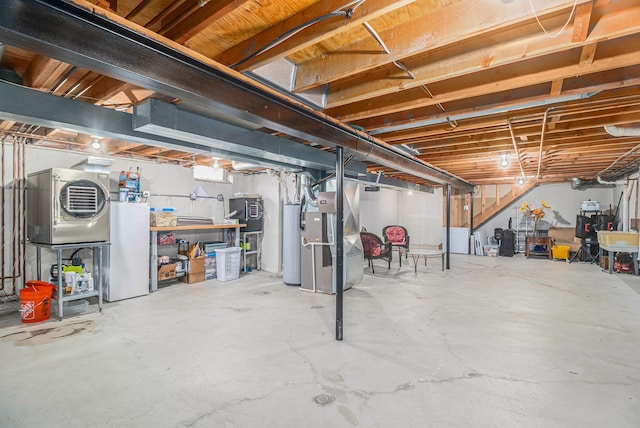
[335,146,344,341]
[300,173,317,207]
[445,184,451,270]
[12,134,17,289]
[469,190,474,255]
[1,136,5,290]
[20,136,26,290]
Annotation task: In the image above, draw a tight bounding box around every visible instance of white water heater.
[283,204,301,285]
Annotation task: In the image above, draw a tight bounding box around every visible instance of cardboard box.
[187,256,205,274]
[158,262,177,280]
[600,256,609,271]
[180,272,205,284]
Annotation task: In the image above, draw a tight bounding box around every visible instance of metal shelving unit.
[33,241,109,320]
[515,207,532,254]
[242,231,262,272]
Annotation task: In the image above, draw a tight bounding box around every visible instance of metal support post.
[335,146,344,341]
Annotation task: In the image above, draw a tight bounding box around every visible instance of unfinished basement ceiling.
[0,0,639,188]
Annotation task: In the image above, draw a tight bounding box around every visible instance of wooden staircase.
[447,182,538,230]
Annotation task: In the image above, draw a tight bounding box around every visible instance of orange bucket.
[25,280,57,299]
[19,286,52,323]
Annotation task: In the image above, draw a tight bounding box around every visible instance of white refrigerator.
[103,202,150,302]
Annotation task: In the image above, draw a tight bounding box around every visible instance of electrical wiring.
[527,0,579,39]
[229,0,364,68]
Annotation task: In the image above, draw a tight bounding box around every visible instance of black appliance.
[575,215,593,239]
[229,194,264,232]
[499,229,515,257]
[494,228,503,242]
[591,214,615,232]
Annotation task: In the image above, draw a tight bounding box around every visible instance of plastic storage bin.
[552,245,570,261]
[215,247,241,281]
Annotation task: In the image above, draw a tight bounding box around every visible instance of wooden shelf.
[525,236,553,259]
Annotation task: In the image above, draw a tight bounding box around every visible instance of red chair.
[360,232,392,274]
[382,225,410,266]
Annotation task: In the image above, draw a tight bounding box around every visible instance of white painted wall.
[360,186,443,246]
[232,172,282,274]
[477,183,617,246]
[11,147,281,290]
[359,187,399,236]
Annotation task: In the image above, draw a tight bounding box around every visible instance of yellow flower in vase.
[520,200,552,235]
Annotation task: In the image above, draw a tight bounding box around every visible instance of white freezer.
[104,202,150,302]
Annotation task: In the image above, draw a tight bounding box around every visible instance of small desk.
[150,224,245,291]
[33,241,109,320]
[407,249,444,273]
[525,236,553,259]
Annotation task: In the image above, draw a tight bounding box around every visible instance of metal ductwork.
[0,0,473,191]
[604,125,640,137]
[0,41,22,85]
[571,177,615,190]
[300,173,317,207]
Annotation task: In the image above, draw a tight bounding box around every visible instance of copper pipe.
[12,134,17,288]
[16,136,24,290]
[22,137,26,290]
[1,136,5,290]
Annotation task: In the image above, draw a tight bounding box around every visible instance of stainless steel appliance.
[27,168,110,244]
[229,194,263,232]
[103,202,150,302]
[300,179,362,294]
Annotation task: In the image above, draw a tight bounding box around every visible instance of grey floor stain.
[1,320,93,345]
[312,394,335,406]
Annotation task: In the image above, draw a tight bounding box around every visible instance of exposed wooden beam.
[163,0,246,44]
[22,56,73,91]
[326,1,640,111]
[333,41,640,122]
[367,77,640,135]
[579,43,597,67]
[216,0,415,70]
[571,0,594,42]
[295,0,590,91]
[550,79,564,97]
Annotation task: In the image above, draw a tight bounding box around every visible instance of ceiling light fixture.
[516,176,525,185]
[90,137,101,150]
[499,153,509,168]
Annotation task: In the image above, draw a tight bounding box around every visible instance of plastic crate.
[552,245,570,261]
[215,247,241,281]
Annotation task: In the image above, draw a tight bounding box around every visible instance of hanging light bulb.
[499,152,509,168]
[516,176,525,185]
[90,137,101,150]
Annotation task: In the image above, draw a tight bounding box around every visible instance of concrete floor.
[1,254,639,427]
